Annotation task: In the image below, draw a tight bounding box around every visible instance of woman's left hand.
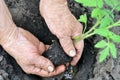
[40,0,84,66]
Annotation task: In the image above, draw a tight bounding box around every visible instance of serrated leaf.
[97,0,104,8]
[83,0,97,7]
[109,43,117,58]
[104,0,115,8]
[75,0,97,7]
[104,10,114,19]
[104,0,120,11]
[95,40,107,48]
[95,30,120,42]
[75,0,83,3]
[91,8,106,20]
[94,29,111,37]
[99,47,109,62]
[75,0,103,8]
[78,14,87,23]
[116,6,120,11]
[100,16,114,28]
[110,32,120,43]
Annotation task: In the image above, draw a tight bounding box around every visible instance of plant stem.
[74,21,100,42]
[82,32,96,40]
[83,22,87,33]
[107,20,120,29]
[83,21,100,37]
[74,17,120,43]
[74,32,96,43]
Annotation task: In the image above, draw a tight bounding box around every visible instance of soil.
[0,0,120,80]
[43,40,72,66]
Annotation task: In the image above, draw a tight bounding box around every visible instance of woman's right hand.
[0,26,65,77]
[0,0,65,77]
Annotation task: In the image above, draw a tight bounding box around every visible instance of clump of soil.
[43,40,72,66]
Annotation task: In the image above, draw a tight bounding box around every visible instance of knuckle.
[23,67,34,74]
[56,33,65,39]
[55,31,70,39]
[62,40,73,49]
[41,59,50,68]
[42,59,48,64]
[44,60,50,65]
[74,23,83,33]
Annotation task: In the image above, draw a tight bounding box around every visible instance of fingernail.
[48,66,54,72]
[70,50,76,57]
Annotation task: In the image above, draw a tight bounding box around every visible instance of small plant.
[74,0,120,62]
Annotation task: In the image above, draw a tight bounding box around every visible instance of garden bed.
[0,0,120,80]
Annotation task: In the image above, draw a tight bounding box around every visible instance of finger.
[20,65,41,75]
[38,42,46,54]
[59,37,76,57]
[71,53,81,66]
[45,45,50,50]
[72,21,83,38]
[34,56,54,72]
[34,65,65,77]
[28,66,41,74]
[71,40,84,66]
[66,62,70,67]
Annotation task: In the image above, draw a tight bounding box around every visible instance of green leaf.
[75,0,97,7]
[104,0,115,8]
[116,6,120,11]
[75,0,103,8]
[91,8,106,20]
[97,0,104,8]
[100,16,114,28]
[110,32,120,43]
[95,40,107,48]
[84,0,97,7]
[99,10,114,29]
[99,47,109,62]
[75,0,83,3]
[78,14,87,23]
[104,0,120,11]
[95,29,120,42]
[94,29,111,37]
[104,10,114,19]
[109,43,117,58]
[94,29,120,40]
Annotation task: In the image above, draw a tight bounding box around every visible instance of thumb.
[59,37,76,57]
[34,56,54,72]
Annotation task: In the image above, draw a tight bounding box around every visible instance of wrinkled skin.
[0,0,84,77]
[0,0,65,77]
[40,0,84,65]
[2,27,65,77]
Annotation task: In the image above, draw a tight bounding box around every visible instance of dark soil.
[0,0,120,80]
[43,40,72,66]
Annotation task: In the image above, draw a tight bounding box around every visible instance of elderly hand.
[0,0,65,77]
[1,27,65,77]
[40,0,84,66]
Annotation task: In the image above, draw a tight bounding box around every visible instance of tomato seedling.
[74,0,120,62]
